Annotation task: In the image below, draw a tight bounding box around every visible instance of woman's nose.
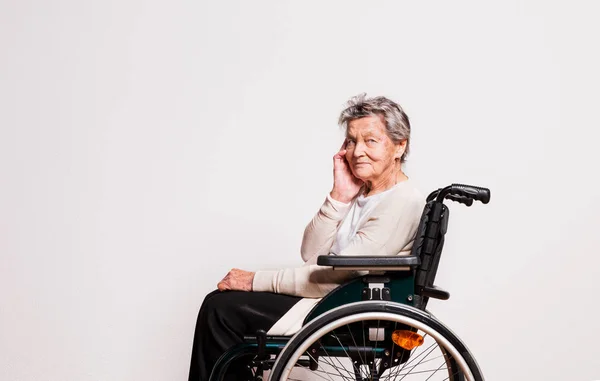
[353,142,366,157]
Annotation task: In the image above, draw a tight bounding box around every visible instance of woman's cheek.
[345,150,352,163]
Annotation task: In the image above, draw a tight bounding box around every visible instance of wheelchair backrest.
[410,200,449,308]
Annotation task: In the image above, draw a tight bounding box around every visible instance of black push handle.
[450,184,491,204]
[446,194,473,206]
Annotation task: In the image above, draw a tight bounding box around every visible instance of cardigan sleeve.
[252,263,360,298]
[299,193,351,263]
[253,191,425,298]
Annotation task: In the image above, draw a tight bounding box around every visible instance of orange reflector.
[392,330,424,350]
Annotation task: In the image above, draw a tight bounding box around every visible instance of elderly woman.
[187,94,425,381]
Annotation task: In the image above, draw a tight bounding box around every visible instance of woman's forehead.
[347,116,387,137]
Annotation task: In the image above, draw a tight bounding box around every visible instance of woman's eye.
[367,139,377,143]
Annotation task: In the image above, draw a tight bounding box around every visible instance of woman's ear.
[395,140,407,160]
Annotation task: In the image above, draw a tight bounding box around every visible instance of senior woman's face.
[345,115,401,182]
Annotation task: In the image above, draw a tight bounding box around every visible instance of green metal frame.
[304,271,416,324]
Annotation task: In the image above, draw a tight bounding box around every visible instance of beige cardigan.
[252,179,425,335]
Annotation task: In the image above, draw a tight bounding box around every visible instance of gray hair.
[338,93,411,162]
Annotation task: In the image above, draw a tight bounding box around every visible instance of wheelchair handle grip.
[446,194,473,206]
[450,184,491,204]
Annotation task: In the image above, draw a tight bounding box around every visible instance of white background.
[1,1,599,380]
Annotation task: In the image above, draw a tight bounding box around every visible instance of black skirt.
[188,290,301,381]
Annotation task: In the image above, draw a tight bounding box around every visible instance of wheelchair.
[210,183,491,381]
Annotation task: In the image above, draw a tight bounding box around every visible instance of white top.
[331,183,404,255]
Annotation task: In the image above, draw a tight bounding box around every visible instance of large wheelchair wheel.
[269,301,484,381]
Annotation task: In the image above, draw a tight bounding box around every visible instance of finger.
[334,149,347,159]
[217,281,228,291]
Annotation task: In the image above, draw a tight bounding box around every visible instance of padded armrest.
[317,255,420,270]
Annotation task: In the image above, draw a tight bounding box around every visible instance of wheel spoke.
[385,334,431,381]
[346,324,368,380]
[388,321,398,378]
[396,336,435,372]
[362,320,367,377]
[297,352,337,381]
[372,319,381,377]
[397,343,439,381]
[441,360,464,381]
[331,329,364,379]
[396,366,449,377]
[424,360,449,381]
[315,339,355,381]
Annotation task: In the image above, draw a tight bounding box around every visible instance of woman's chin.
[353,168,371,180]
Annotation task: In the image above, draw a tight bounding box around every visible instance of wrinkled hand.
[330,140,364,203]
[217,268,255,292]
